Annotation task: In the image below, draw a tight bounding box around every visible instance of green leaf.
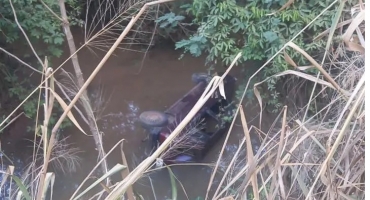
[175,40,191,49]
[53,37,64,45]
[263,31,279,43]
[166,167,178,200]
[73,164,126,200]
[12,175,31,200]
[189,43,201,57]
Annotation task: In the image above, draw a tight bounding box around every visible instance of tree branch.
[0,47,43,74]
[8,0,45,68]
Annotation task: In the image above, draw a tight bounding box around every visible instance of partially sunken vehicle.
[138,72,237,164]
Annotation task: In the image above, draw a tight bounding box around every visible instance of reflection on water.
[1,33,267,199]
[100,101,140,134]
[0,155,25,198]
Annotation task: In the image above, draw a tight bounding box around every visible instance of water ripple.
[100,101,140,135]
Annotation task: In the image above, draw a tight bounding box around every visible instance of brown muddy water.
[1,29,273,199]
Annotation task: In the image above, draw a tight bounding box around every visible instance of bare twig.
[39,0,63,21]
[8,0,44,67]
[0,47,42,74]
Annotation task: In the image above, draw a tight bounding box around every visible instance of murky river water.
[1,29,272,199]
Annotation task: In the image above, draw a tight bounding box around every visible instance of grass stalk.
[305,83,365,199]
[105,53,242,199]
[239,106,258,199]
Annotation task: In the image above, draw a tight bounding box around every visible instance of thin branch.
[0,47,43,74]
[8,0,44,68]
[0,112,24,132]
[39,0,63,21]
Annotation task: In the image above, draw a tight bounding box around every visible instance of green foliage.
[160,0,356,112]
[0,62,72,134]
[176,35,208,57]
[0,0,82,57]
[156,12,185,29]
[0,0,81,132]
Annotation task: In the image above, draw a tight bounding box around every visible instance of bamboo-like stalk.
[59,0,111,187]
[35,1,174,198]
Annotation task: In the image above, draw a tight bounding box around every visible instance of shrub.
[0,0,82,131]
[159,0,357,112]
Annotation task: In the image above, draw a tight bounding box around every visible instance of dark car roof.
[162,74,236,133]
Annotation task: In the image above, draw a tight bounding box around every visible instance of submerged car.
[138,72,237,164]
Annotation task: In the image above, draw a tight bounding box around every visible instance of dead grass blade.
[283,50,297,68]
[267,106,287,200]
[269,70,337,89]
[99,182,111,194]
[36,63,55,200]
[46,68,56,122]
[212,137,246,199]
[239,106,259,200]
[253,86,263,128]
[120,143,135,200]
[287,42,348,96]
[305,87,365,199]
[342,10,365,53]
[289,166,309,197]
[205,106,240,200]
[313,19,352,41]
[344,38,365,54]
[0,165,14,190]
[168,167,190,200]
[46,88,88,136]
[296,65,314,71]
[218,197,235,200]
[41,172,55,200]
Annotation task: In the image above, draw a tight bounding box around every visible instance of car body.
[139,72,237,165]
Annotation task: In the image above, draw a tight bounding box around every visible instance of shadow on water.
[1,28,274,199]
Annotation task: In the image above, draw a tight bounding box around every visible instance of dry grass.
[159,115,206,162]
[84,0,164,54]
[206,2,365,200]
[0,0,365,199]
[0,0,175,199]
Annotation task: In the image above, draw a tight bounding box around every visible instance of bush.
[158,0,357,112]
[0,0,82,131]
